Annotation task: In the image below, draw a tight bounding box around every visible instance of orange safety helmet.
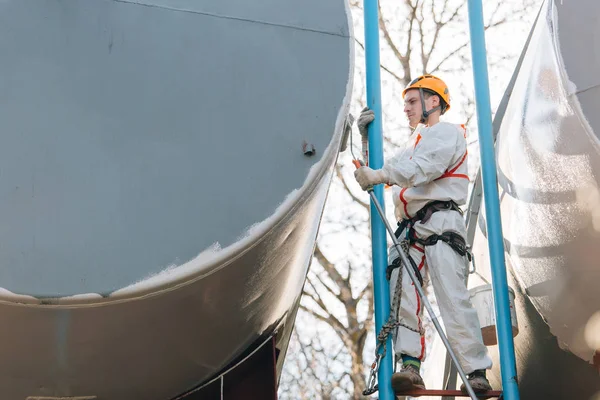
[402,74,451,115]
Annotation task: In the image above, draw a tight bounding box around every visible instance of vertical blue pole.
[467,1,520,399]
[363,1,393,399]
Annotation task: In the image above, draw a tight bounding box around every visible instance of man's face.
[403,90,423,128]
[403,89,438,128]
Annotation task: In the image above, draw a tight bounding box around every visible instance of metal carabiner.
[468,247,476,274]
[362,353,382,396]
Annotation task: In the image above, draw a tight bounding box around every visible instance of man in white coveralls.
[354,74,493,394]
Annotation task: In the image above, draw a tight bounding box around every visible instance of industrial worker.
[353,74,493,394]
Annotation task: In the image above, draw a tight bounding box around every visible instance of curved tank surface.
[424,1,600,399]
[0,0,353,398]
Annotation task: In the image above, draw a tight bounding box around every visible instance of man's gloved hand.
[354,166,389,191]
[357,107,375,138]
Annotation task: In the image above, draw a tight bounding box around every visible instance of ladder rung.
[394,389,503,398]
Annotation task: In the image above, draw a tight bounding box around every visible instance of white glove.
[354,166,389,191]
[357,107,374,138]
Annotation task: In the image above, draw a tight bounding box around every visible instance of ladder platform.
[394,389,503,398]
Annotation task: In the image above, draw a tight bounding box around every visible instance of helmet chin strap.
[419,87,441,124]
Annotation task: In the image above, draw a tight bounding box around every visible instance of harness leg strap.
[386,255,424,287]
[414,231,472,261]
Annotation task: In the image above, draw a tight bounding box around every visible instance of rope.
[363,239,424,396]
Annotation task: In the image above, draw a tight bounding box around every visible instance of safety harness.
[386,200,471,286]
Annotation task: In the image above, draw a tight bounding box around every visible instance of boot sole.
[460,385,493,394]
[392,376,426,393]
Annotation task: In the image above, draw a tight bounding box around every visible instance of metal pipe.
[362,0,393,398]
[466,1,520,399]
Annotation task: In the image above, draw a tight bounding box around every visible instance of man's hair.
[422,89,448,114]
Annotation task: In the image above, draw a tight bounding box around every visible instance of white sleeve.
[382,124,459,188]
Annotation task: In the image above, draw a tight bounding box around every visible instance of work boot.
[460,369,492,393]
[391,364,426,393]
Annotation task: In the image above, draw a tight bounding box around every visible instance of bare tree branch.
[402,0,419,84]
[357,281,372,304]
[311,271,341,299]
[354,38,404,84]
[294,330,321,385]
[345,260,353,291]
[378,1,407,71]
[423,0,454,71]
[335,164,369,211]
[429,15,510,74]
[314,244,349,294]
[299,294,348,339]
[486,0,503,27]
[417,1,427,71]
[429,41,469,74]
[440,0,463,26]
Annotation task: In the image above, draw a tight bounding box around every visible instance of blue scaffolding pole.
[362,0,394,399]
[467,1,520,399]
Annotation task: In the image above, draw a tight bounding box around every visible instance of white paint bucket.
[469,284,519,346]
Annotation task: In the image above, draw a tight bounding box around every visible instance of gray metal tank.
[0,0,353,398]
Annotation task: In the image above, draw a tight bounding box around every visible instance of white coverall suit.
[382,121,493,374]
